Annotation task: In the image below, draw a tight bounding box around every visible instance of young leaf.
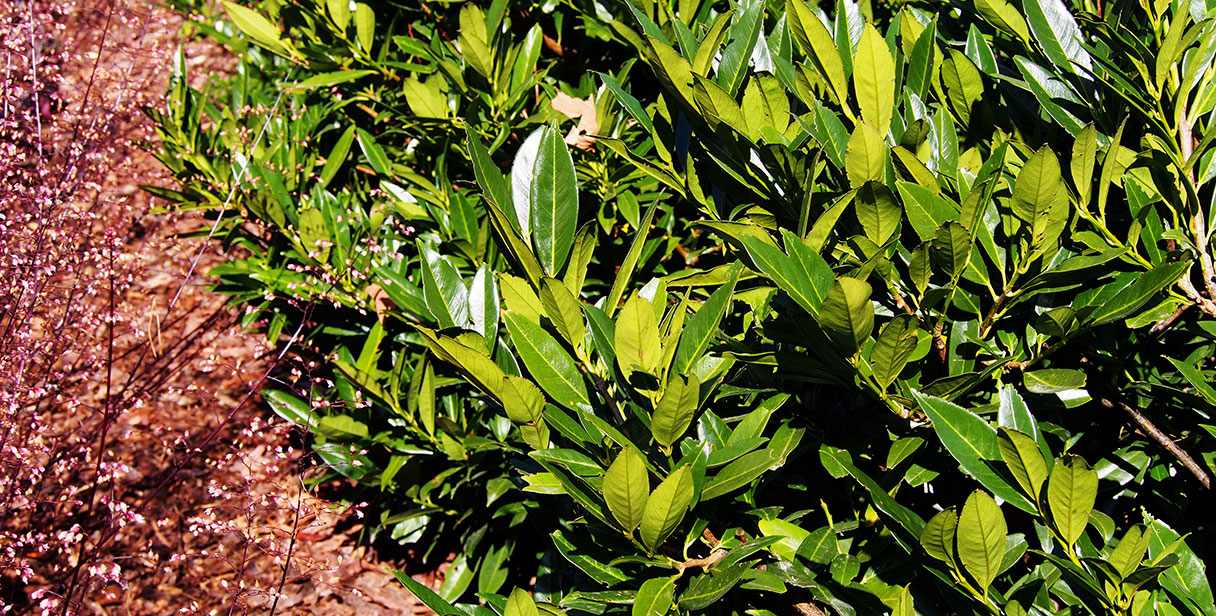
[221,1,297,59]
[871,314,919,389]
[818,277,874,356]
[504,588,539,616]
[1012,148,1068,251]
[1071,125,1099,204]
[640,466,694,552]
[616,292,663,378]
[633,577,677,616]
[956,491,1008,595]
[846,122,887,187]
[539,277,585,353]
[997,428,1049,501]
[1024,0,1092,76]
[604,448,650,533]
[651,374,701,449]
[920,509,959,567]
[530,126,578,276]
[855,181,901,245]
[974,0,1031,41]
[853,24,895,133]
[1046,457,1097,549]
[787,0,849,106]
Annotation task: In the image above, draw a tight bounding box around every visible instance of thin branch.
[1096,396,1211,489]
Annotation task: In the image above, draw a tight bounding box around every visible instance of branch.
[1096,396,1211,489]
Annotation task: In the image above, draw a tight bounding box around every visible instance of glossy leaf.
[956,491,1007,594]
[640,466,693,552]
[503,311,591,412]
[818,277,874,356]
[1046,458,1097,548]
[853,24,895,132]
[604,448,650,533]
[530,126,578,276]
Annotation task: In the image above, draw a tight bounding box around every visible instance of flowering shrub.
[157,0,1216,614]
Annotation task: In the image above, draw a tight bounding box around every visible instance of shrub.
[154,0,1216,613]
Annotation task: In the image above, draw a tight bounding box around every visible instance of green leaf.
[392,570,462,615]
[787,0,849,106]
[997,428,1049,501]
[956,491,1008,594]
[1088,262,1188,326]
[531,126,578,276]
[818,277,874,356]
[652,374,701,449]
[418,245,468,329]
[414,327,504,402]
[633,577,677,616]
[673,264,740,374]
[540,277,585,352]
[1024,0,1092,76]
[503,311,591,412]
[796,526,839,565]
[907,22,939,101]
[1148,519,1216,614]
[738,232,834,318]
[701,450,775,500]
[469,264,499,344]
[853,24,895,133]
[616,292,663,379]
[505,588,539,616]
[1046,457,1097,548]
[221,1,297,59]
[458,4,493,79]
[898,181,956,242]
[1071,125,1099,204]
[353,3,374,52]
[1012,147,1069,252]
[931,221,973,281]
[855,181,901,245]
[605,198,659,316]
[716,0,763,95]
[693,74,751,137]
[640,466,694,552]
[437,552,473,601]
[974,0,1031,41]
[871,314,919,389]
[758,518,811,563]
[604,448,650,533]
[1023,368,1086,394]
[846,122,887,188]
[920,509,959,567]
[326,0,350,30]
[941,50,984,125]
[679,562,750,609]
[355,128,391,177]
[318,125,356,189]
[551,529,629,586]
[1108,525,1151,580]
[913,392,1037,513]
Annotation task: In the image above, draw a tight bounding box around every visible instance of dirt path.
[1,0,432,613]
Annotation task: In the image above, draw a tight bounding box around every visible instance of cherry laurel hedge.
[151,0,1216,613]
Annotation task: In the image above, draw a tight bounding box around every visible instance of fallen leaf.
[550,91,599,150]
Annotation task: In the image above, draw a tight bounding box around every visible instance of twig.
[1096,396,1211,489]
[1149,302,1192,336]
[676,547,727,572]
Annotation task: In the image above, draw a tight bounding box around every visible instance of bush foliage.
[152,0,1216,613]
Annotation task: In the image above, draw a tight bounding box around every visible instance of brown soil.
[3,0,439,613]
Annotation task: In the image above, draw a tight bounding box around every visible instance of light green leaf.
[855,181,901,245]
[353,3,374,52]
[920,509,959,567]
[1023,368,1086,394]
[616,292,663,379]
[1012,148,1069,251]
[846,122,887,188]
[997,428,1049,501]
[604,448,650,533]
[898,181,956,242]
[941,50,984,125]
[701,450,775,500]
[1024,0,1092,75]
[540,277,585,353]
[787,0,849,106]
[853,24,895,133]
[974,0,1031,41]
[818,277,874,356]
[503,311,591,412]
[930,221,973,281]
[758,518,811,563]
[1071,125,1099,204]
[737,232,834,318]
[1088,262,1188,326]
[504,588,539,616]
[458,4,493,79]
[392,570,462,615]
[640,466,694,552]
[1047,457,1097,548]
[469,264,499,344]
[956,491,1007,594]
[871,314,919,389]
[652,374,701,448]
[355,128,391,177]
[221,1,297,58]
[633,577,677,616]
